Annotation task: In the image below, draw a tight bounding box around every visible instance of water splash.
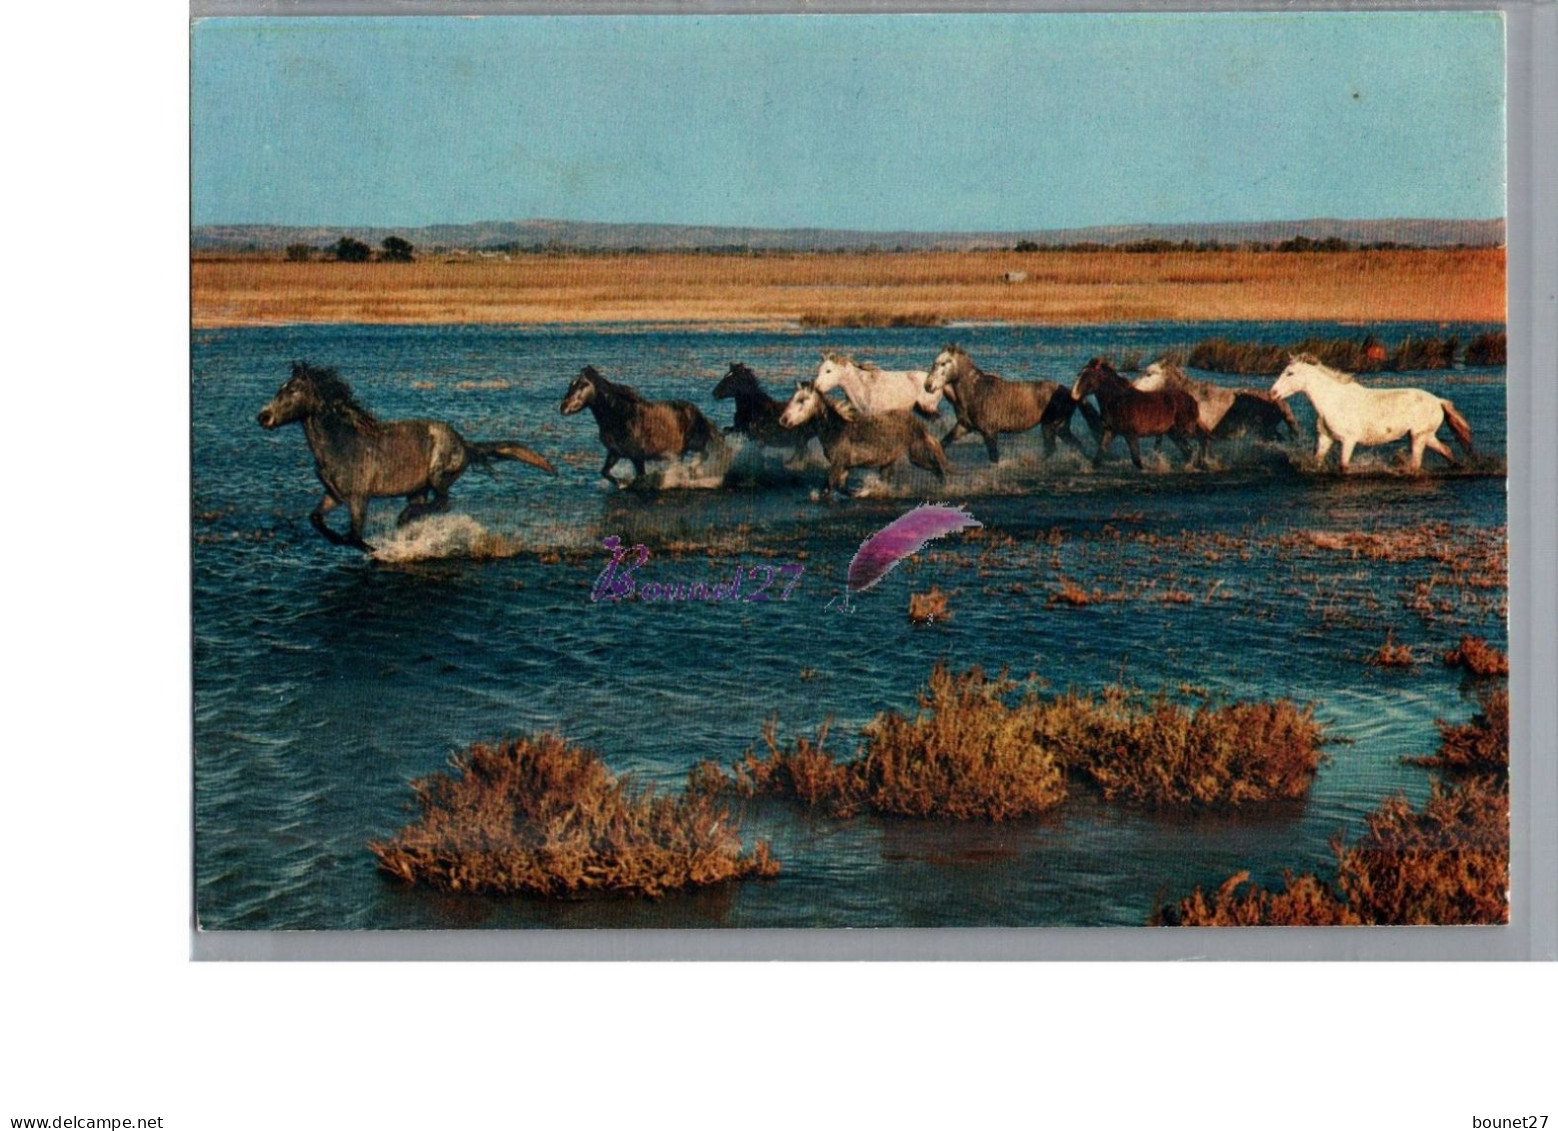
[370,514,518,563]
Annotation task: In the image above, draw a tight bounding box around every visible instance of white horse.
[1270,355,1473,472]
[813,352,943,417]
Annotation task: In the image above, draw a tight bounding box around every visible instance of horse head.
[257,362,324,429]
[560,366,603,415]
[925,345,966,395]
[1270,355,1316,401]
[713,362,756,400]
[1071,357,1116,402]
[813,353,850,393]
[779,381,826,428]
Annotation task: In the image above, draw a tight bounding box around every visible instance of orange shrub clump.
[1037,690,1325,807]
[1442,635,1510,677]
[1161,696,1510,926]
[1414,687,1509,777]
[706,663,1326,819]
[371,734,778,898]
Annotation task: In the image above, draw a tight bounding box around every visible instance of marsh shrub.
[1417,686,1509,776]
[371,734,778,898]
[1038,688,1324,807]
[1161,699,1510,926]
[1186,334,1462,376]
[1464,331,1507,366]
[707,663,1325,819]
[1442,635,1510,677]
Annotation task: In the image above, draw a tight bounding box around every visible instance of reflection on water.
[193,320,1506,929]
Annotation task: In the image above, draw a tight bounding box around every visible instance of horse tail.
[467,440,559,476]
[681,404,721,454]
[1440,399,1475,454]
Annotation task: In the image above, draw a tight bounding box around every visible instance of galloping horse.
[1134,361,1298,441]
[257,361,557,552]
[560,365,720,487]
[713,362,816,463]
[1071,357,1209,469]
[779,382,949,497]
[1270,355,1473,472]
[924,344,1101,462]
[813,352,943,417]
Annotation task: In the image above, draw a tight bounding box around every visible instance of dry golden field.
[191,248,1504,328]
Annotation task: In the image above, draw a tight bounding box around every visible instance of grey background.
[190,0,1557,961]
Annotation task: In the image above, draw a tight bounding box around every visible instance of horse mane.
[822,351,881,374]
[294,362,379,430]
[1291,354,1357,384]
[581,364,647,403]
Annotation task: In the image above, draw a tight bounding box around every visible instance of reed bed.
[701,663,1326,819]
[1463,331,1507,366]
[192,248,1504,327]
[1443,635,1510,676]
[1186,333,1466,376]
[371,734,778,898]
[1158,695,1509,925]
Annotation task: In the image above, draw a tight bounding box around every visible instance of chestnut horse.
[1071,358,1209,469]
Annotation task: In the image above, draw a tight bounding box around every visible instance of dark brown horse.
[924,344,1101,462]
[1071,358,1209,469]
[257,361,557,552]
[778,382,948,497]
[560,365,720,487]
[712,362,816,463]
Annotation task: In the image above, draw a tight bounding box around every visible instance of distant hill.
[191,217,1505,253]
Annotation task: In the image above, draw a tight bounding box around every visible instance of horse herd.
[256,347,1476,551]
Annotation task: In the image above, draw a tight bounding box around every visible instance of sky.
[191,12,1505,232]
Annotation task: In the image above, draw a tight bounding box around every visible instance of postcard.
[191,11,1507,931]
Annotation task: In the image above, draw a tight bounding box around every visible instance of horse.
[256,361,557,552]
[923,344,1101,462]
[1071,357,1210,469]
[813,352,943,417]
[778,382,949,497]
[560,365,721,487]
[712,362,816,464]
[1269,355,1473,472]
[1134,360,1299,441]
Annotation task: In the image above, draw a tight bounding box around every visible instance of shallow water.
[192,320,1506,929]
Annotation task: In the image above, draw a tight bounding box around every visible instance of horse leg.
[396,489,432,528]
[1124,435,1145,470]
[1196,430,1211,470]
[630,457,647,483]
[827,463,850,498]
[942,421,969,446]
[1423,431,1457,467]
[1338,438,1357,473]
[1169,432,1194,465]
[1092,428,1113,468]
[344,496,373,552]
[309,494,347,546]
[982,432,1000,464]
[601,452,621,487]
[1314,432,1334,468]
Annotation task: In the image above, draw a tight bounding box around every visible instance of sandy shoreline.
[192,248,1505,329]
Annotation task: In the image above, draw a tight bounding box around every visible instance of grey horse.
[257,361,557,551]
[924,344,1102,462]
[778,381,949,497]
